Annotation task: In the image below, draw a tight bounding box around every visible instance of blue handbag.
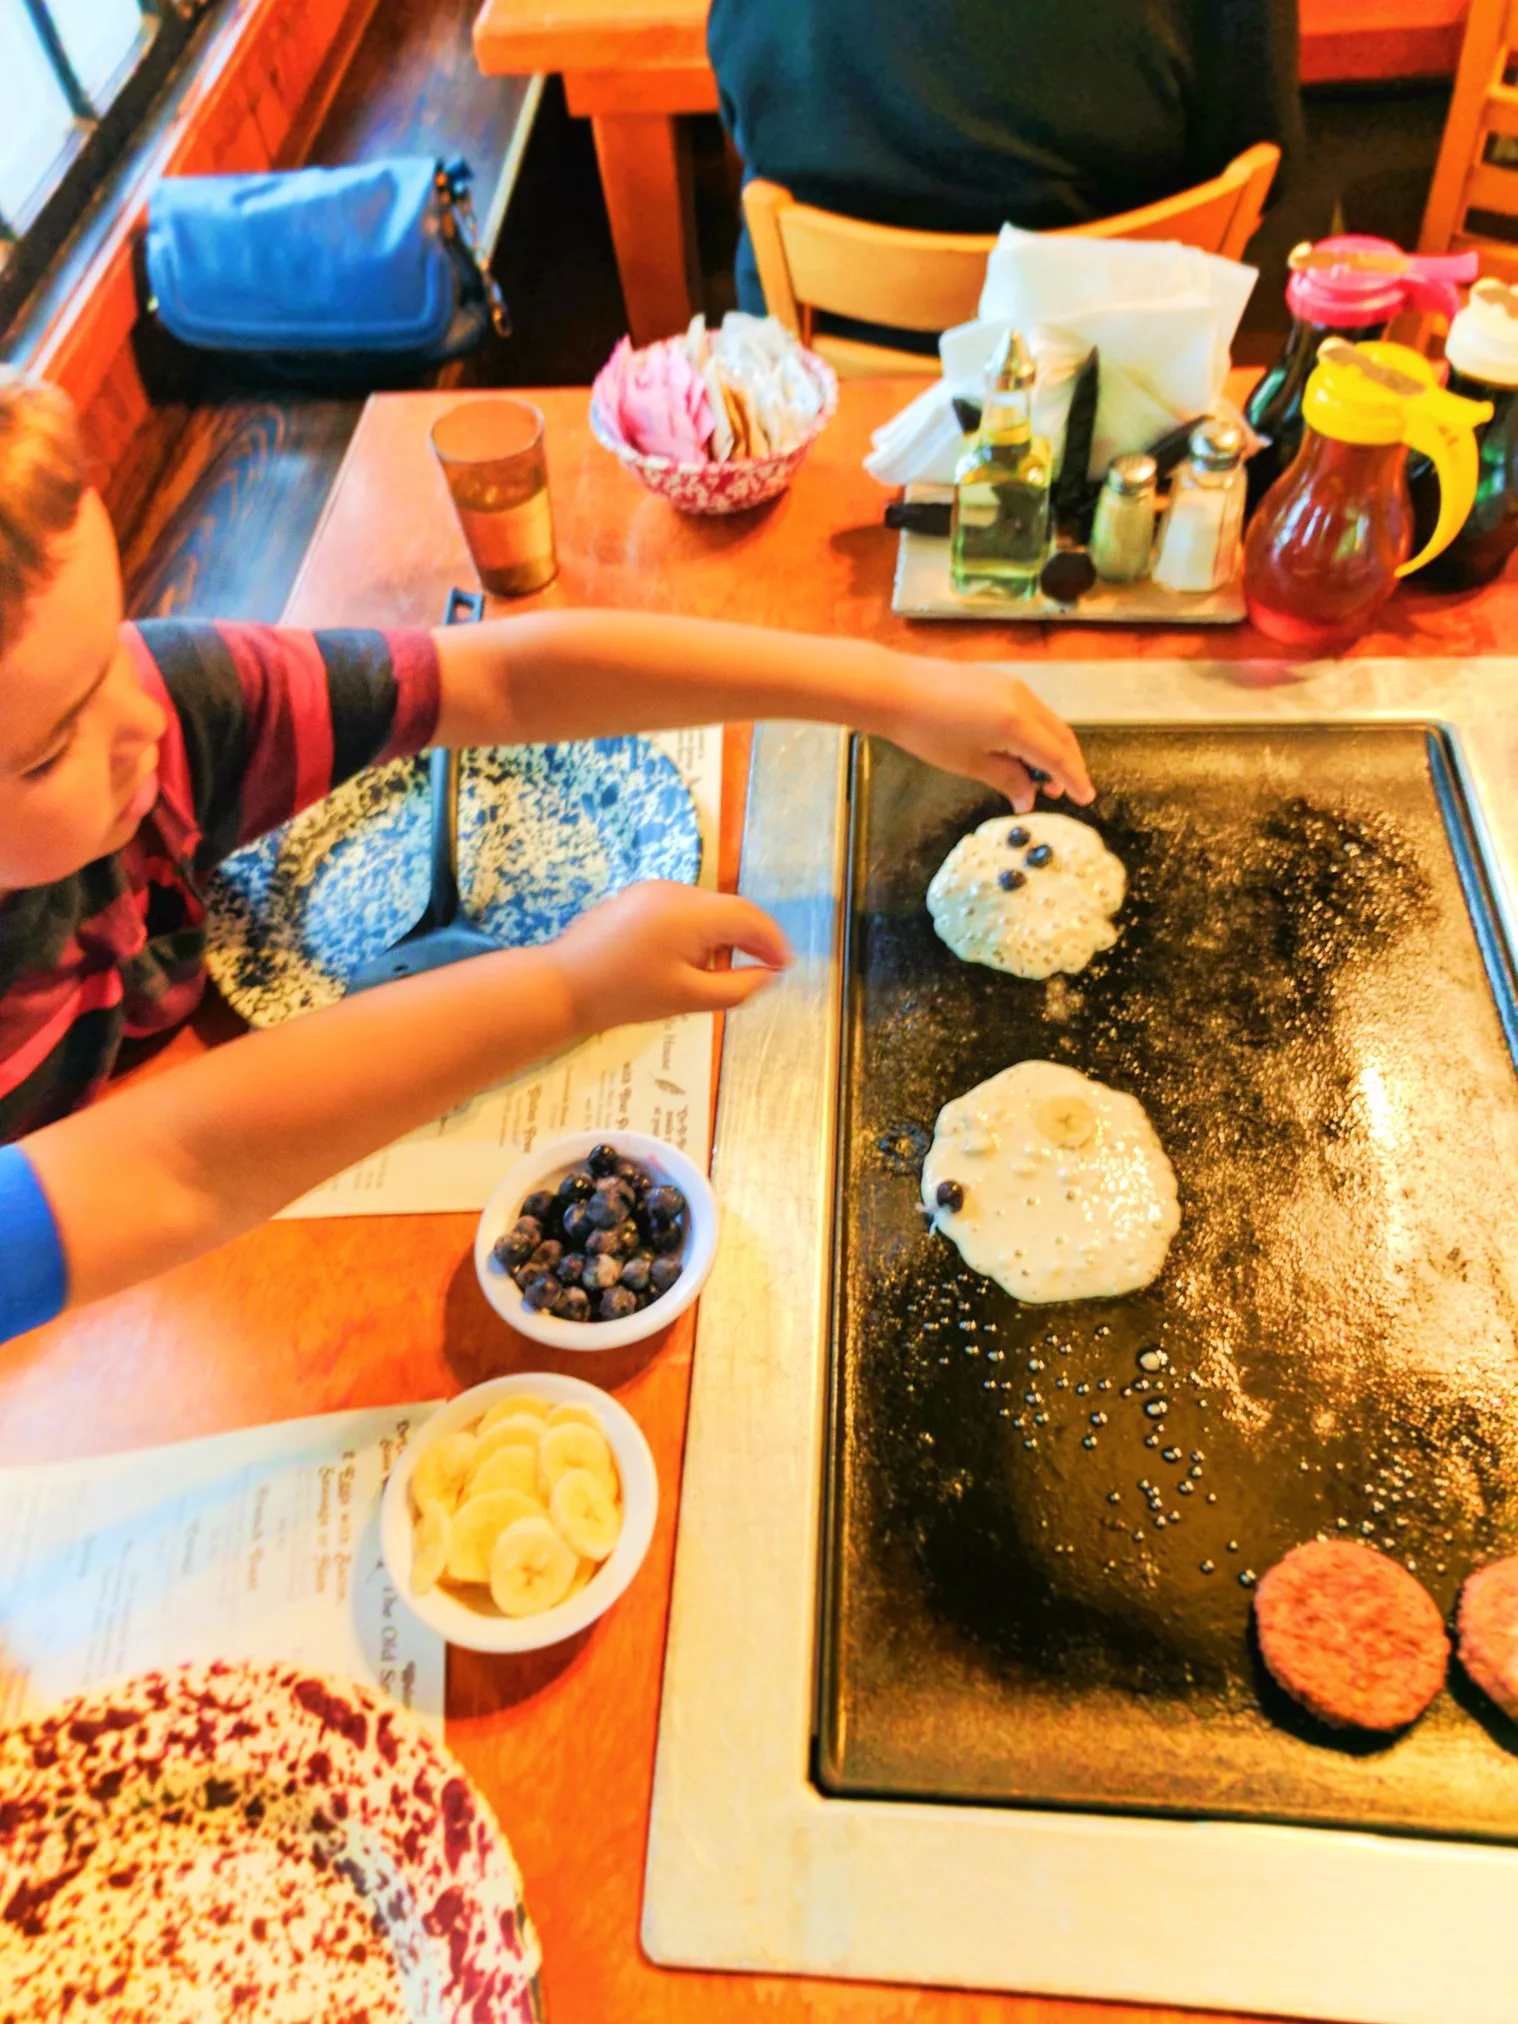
[145,157,509,372]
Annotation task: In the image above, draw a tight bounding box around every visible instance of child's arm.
[19,884,786,1317]
[431,611,1094,812]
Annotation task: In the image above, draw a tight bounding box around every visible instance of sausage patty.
[1456,1556,1518,1722]
[1253,1539,1449,1731]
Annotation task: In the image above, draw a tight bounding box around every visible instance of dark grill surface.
[819,727,1518,1838]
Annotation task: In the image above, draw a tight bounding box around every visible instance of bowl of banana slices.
[382,1372,657,1652]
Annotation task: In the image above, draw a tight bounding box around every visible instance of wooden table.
[472,0,1473,347]
[11,379,1513,2024]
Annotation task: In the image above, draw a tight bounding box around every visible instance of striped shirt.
[0,621,439,1141]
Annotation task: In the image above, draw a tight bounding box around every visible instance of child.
[0,369,1091,1340]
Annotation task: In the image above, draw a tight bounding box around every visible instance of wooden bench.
[119,0,540,624]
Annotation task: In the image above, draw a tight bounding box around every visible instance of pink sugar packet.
[604,336,714,463]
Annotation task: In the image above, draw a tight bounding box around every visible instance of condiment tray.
[890,483,1246,624]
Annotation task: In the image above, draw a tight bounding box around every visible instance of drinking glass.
[431,398,557,597]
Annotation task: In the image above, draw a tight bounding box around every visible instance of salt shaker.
[1152,421,1247,594]
[1089,453,1158,582]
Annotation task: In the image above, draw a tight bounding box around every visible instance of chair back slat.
[1422,0,1518,256]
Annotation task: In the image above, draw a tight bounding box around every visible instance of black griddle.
[819,726,1518,1840]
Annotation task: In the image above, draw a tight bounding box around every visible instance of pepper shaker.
[1089,453,1158,582]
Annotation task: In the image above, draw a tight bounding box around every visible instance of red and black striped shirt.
[0,621,439,1140]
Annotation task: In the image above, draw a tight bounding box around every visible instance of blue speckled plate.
[206,737,701,1027]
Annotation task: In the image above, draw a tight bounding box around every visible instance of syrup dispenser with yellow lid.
[1242,339,1491,651]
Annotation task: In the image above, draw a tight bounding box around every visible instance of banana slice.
[1035,1094,1097,1149]
[566,1556,599,1599]
[539,1421,618,1499]
[467,1443,542,1501]
[447,1488,544,1585]
[489,1516,577,1617]
[470,1416,544,1478]
[411,1431,479,1514]
[411,1500,452,1594]
[481,1395,552,1431]
[545,1402,602,1432]
[549,1466,622,1561]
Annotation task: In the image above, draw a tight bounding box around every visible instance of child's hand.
[551,882,793,1025]
[886,661,1094,812]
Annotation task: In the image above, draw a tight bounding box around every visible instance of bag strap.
[437,158,511,340]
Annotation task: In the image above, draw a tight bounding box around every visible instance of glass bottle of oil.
[951,330,1051,597]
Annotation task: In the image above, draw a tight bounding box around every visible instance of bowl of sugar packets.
[591,311,837,515]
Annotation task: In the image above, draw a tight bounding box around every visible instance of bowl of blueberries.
[473,1130,719,1349]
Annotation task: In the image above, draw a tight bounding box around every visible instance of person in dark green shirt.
[710,0,1302,324]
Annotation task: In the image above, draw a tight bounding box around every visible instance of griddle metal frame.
[644,663,1518,2024]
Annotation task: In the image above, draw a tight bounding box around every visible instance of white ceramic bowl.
[381,1371,657,1653]
[473,1130,718,1351]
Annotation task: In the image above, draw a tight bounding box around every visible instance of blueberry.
[1025,842,1054,868]
[512,1262,539,1293]
[554,1285,592,1323]
[523,1273,561,1311]
[614,1158,650,1196]
[621,1253,653,1293]
[586,1223,627,1257]
[647,1215,685,1256]
[586,1178,633,1229]
[936,1179,965,1213]
[521,1190,556,1225]
[528,1239,564,1274]
[492,1219,539,1270]
[1026,765,1051,784]
[645,1185,686,1222]
[583,1254,622,1292]
[588,1143,621,1177]
[561,1200,595,1246]
[998,868,1026,891]
[650,1255,682,1296]
[1007,825,1030,846]
[557,1169,595,1205]
[599,1286,639,1321]
[555,1252,585,1287]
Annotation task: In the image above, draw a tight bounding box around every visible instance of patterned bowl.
[589,346,838,515]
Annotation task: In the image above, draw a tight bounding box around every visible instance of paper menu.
[280,722,722,1218]
[0,1404,445,1733]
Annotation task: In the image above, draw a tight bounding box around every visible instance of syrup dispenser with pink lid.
[1244,236,1477,508]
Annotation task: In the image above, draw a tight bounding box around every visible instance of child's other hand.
[552,882,793,1026]
[888,662,1094,812]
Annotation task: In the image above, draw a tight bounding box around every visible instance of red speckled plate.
[0,1660,542,2023]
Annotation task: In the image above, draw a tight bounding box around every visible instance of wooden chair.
[1420,0,1518,277]
[742,142,1281,379]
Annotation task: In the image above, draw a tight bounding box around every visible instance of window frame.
[0,0,220,330]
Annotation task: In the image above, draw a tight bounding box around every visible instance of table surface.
[10,378,1516,2024]
[472,0,1471,84]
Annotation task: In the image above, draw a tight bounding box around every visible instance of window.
[0,1,216,330]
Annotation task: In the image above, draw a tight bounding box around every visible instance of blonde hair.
[0,367,86,656]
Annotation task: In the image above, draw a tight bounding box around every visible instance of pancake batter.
[927,812,1125,979]
[922,1060,1179,1303]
